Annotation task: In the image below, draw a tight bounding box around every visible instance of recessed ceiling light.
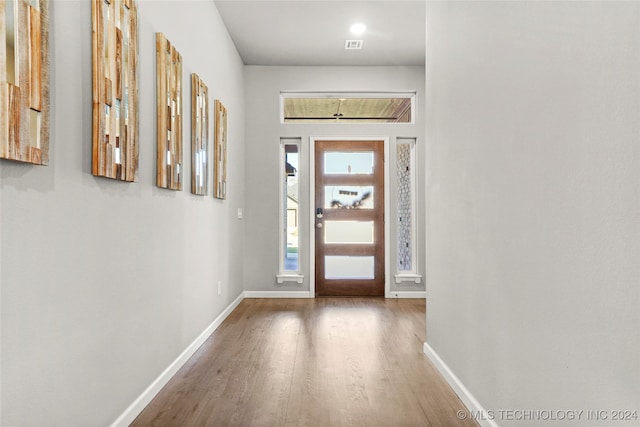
[350,22,366,35]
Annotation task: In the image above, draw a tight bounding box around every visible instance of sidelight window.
[277,138,304,284]
[395,138,421,284]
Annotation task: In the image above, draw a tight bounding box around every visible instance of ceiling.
[213,0,426,66]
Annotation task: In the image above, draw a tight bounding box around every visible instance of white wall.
[425,2,640,425]
[244,66,426,294]
[0,1,245,425]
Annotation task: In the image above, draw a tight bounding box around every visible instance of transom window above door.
[280,92,415,124]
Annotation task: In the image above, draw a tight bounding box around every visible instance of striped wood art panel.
[91,0,139,181]
[213,99,227,199]
[156,32,182,191]
[191,74,209,196]
[0,0,50,165]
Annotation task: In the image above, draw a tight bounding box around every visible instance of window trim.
[277,137,304,284]
[279,91,416,124]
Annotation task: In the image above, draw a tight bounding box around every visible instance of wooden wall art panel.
[156,32,182,191]
[214,99,227,199]
[0,0,50,165]
[92,0,139,181]
[191,73,208,196]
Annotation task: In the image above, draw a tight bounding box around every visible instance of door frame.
[309,136,391,298]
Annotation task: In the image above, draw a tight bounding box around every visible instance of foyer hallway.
[132,298,477,426]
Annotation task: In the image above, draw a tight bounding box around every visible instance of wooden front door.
[314,140,385,296]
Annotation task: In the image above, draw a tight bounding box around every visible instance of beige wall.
[243,65,426,294]
[425,2,640,425]
[0,1,245,425]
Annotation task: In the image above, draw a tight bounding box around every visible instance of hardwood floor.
[132,298,478,427]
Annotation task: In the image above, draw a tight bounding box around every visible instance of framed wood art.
[191,73,208,196]
[214,99,227,199]
[1,0,50,165]
[91,0,139,181]
[156,32,182,191]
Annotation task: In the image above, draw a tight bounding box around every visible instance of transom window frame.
[280,91,416,124]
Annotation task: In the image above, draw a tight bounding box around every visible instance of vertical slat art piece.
[156,32,182,190]
[213,99,227,199]
[191,73,208,196]
[0,0,50,165]
[92,0,139,181]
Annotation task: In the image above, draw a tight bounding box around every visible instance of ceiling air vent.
[345,40,363,50]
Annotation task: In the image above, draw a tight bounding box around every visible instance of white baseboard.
[244,291,423,299]
[423,342,499,427]
[244,290,313,298]
[387,291,426,298]
[110,293,245,427]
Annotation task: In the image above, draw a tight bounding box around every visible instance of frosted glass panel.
[325,186,373,209]
[324,152,373,175]
[397,143,412,271]
[325,221,374,244]
[325,256,375,279]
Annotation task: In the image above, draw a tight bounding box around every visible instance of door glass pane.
[325,256,374,279]
[324,152,373,175]
[325,186,373,209]
[325,221,374,244]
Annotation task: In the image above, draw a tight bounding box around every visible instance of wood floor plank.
[132,298,478,427]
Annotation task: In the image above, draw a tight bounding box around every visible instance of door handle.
[316,208,324,219]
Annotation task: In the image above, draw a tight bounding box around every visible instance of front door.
[314,140,385,296]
